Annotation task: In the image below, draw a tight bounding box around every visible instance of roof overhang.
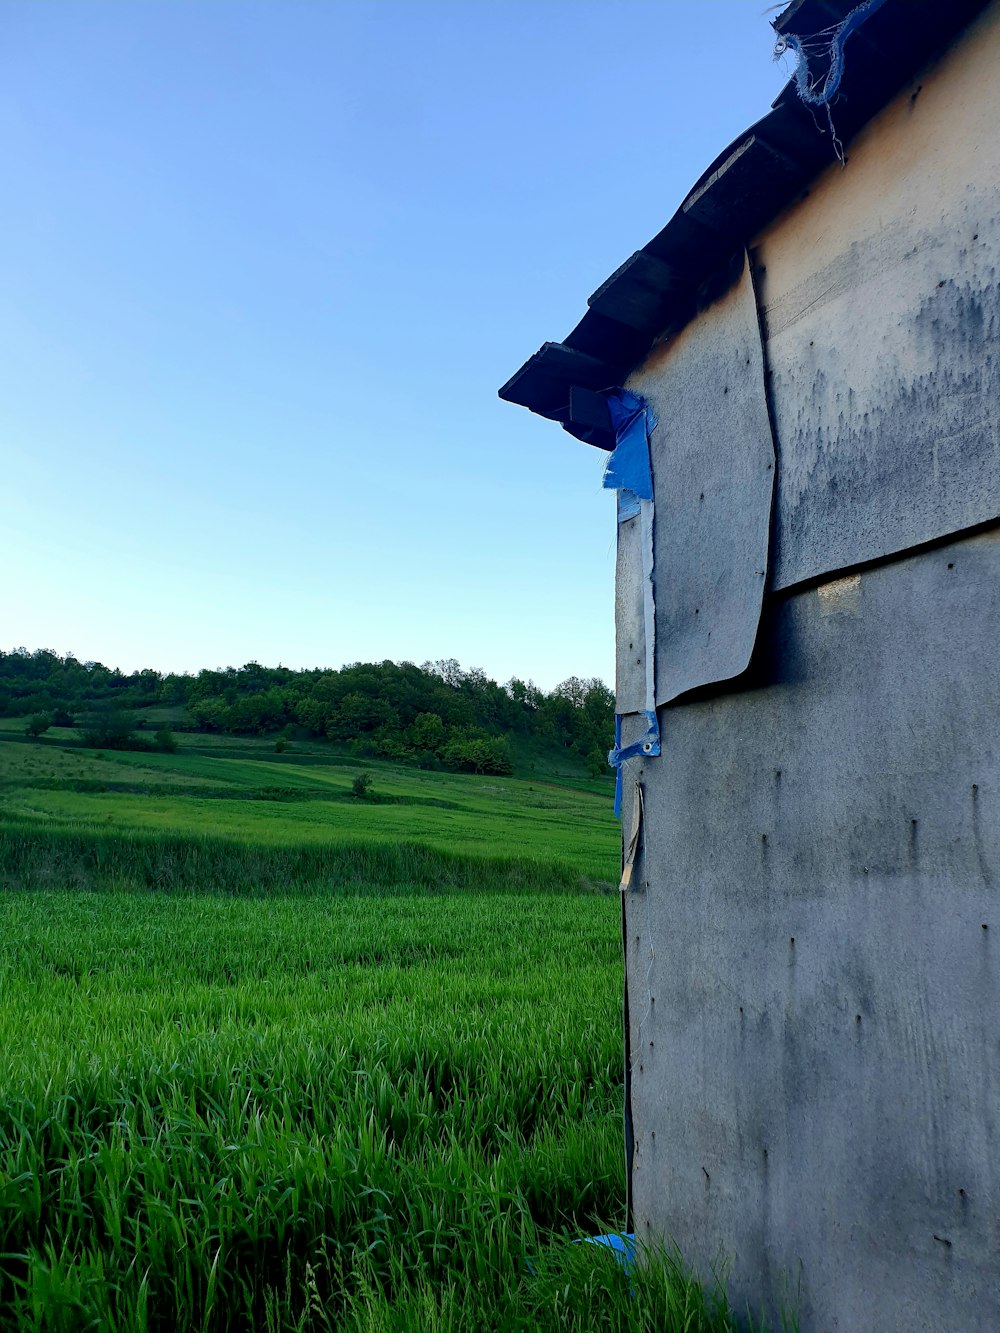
[499,0,994,443]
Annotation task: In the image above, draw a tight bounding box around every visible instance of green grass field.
[0,722,618,892]
[0,724,767,1331]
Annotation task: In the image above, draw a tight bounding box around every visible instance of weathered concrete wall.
[623,530,1000,1330]
[757,0,1000,591]
[617,6,1000,1328]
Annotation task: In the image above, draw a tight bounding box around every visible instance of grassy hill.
[0,715,618,894]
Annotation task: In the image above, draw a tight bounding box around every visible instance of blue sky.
[2,1,790,689]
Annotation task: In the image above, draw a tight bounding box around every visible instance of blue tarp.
[608,711,660,818]
[581,1231,636,1273]
[602,389,655,500]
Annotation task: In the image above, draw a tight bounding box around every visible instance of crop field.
[0,722,618,895]
[0,726,759,1331]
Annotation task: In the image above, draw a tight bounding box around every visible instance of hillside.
[1,649,616,782]
[0,716,619,895]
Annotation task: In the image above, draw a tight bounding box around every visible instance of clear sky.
[1,1,790,690]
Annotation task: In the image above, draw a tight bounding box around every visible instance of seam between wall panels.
[748,244,781,614]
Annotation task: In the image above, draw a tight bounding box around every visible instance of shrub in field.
[25,713,51,738]
[80,704,140,750]
[441,734,513,776]
[351,771,375,800]
[155,725,178,753]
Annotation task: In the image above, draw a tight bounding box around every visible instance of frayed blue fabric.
[602,389,656,501]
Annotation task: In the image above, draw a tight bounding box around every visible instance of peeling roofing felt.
[498,0,993,451]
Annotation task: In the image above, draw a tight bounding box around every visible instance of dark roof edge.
[499,0,993,441]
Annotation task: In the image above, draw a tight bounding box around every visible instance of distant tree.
[154,726,177,753]
[441,734,513,776]
[351,771,374,799]
[189,696,230,732]
[25,714,51,738]
[424,658,465,688]
[81,705,139,750]
[1,647,615,778]
[327,693,399,741]
[407,712,446,755]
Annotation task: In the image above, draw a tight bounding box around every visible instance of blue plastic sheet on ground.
[608,711,660,817]
[602,389,656,501]
[580,1232,637,1275]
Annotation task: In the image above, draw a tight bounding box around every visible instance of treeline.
[1,650,615,777]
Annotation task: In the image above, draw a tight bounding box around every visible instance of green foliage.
[407,711,445,755]
[0,651,616,783]
[80,704,140,750]
[351,771,375,800]
[154,725,178,754]
[25,713,50,738]
[441,733,512,775]
[0,648,162,718]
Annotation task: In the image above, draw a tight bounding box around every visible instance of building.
[500,1,1000,1327]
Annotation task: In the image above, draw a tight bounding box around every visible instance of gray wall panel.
[624,529,1000,1331]
[626,254,775,707]
[755,9,1000,592]
[615,512,647,716]
[763,196,1000,591]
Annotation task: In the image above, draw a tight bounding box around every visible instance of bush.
[441,735,513,776]
[81,706,139,750]
[351,772,374,800]
[154,726,177,754]
[25,714,51,738]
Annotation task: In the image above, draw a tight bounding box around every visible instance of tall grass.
[0,825,596,895]
[0,736,771,1329]
[0,738,619,887]
[0,891,771,1331]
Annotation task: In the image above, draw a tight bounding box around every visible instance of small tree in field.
[351,771,374,800]
[25,714,51,738]
[81,705,138,750]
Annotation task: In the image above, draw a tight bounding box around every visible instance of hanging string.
[774,0,889,107]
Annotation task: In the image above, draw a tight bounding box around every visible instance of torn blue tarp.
[580,1231,636,1274]
[609,711,660,818]
[602,389,656,501]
